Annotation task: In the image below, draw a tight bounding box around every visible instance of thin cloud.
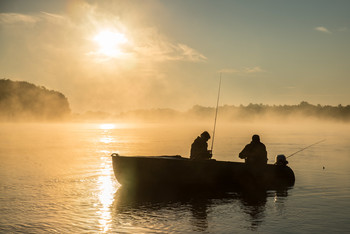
[131,28,206,63]
[176,43,207,62]
[219,66,265,74]
[40,11,68,23]
[0,12,71,28]
[244,66,265,73]
[0,13,38,24]
[314,26,331,34]
[219,68,240,74]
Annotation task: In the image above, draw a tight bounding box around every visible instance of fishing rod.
[286,139,326,159]
[210,72,222,154]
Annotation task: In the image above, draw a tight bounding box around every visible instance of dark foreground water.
[0,122,349,233]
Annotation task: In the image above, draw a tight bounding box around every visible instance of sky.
[1,0,350,112]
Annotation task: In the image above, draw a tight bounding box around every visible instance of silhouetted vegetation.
[116,102,350,123]
[0,79,71,121]
[186,102,350,122]
[2,78,348,123]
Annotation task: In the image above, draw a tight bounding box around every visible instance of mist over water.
[0,121,349,233]
[2,79,349,124]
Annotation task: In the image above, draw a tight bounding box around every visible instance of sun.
[93,29,128,58]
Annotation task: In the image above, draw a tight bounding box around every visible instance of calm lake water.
[1,121,349,233]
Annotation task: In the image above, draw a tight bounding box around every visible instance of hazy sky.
[1,0,349,112]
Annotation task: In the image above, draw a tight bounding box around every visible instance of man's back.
[191,136,210,160]
[239,137,267,164]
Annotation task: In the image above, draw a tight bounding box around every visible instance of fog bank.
[73,102,350,124]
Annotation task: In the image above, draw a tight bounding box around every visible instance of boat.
[111,153,295,190]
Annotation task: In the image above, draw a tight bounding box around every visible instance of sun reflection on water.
[100,137,115,144]
[99,124,116,130]
[99,123,117,144]
[97,157,119,233]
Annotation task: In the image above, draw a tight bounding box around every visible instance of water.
[1,122,349,233]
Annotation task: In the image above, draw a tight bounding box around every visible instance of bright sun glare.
[99,123,116,130]
[93,30,128,58]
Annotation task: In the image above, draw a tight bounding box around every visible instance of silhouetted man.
[190,131,212,160]
[239,135,267,165]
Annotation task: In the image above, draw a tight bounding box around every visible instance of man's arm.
[239,145,249,159]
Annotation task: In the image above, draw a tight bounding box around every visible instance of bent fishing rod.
[210,72,222,154]
[286,139,326,159]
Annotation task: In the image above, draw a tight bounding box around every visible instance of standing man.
[239,135,268,165]
[190,131,212,160]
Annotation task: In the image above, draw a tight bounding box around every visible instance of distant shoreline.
[72,101,350,123]
[2,79,349,123]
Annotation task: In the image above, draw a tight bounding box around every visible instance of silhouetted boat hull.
[111,154,295,190]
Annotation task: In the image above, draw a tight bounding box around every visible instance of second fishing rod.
[210,72,222,156]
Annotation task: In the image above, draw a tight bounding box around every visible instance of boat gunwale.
[111,153,287,167]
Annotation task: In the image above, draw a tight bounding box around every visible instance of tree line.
[2,78,349,122]
[115,102,350,122]
[0,79,71,121]
[185,101,350,122]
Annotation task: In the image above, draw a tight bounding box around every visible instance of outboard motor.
[275,154,288,166]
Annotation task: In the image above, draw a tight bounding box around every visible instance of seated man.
[190,131,212,160]
[239,134,268,165]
